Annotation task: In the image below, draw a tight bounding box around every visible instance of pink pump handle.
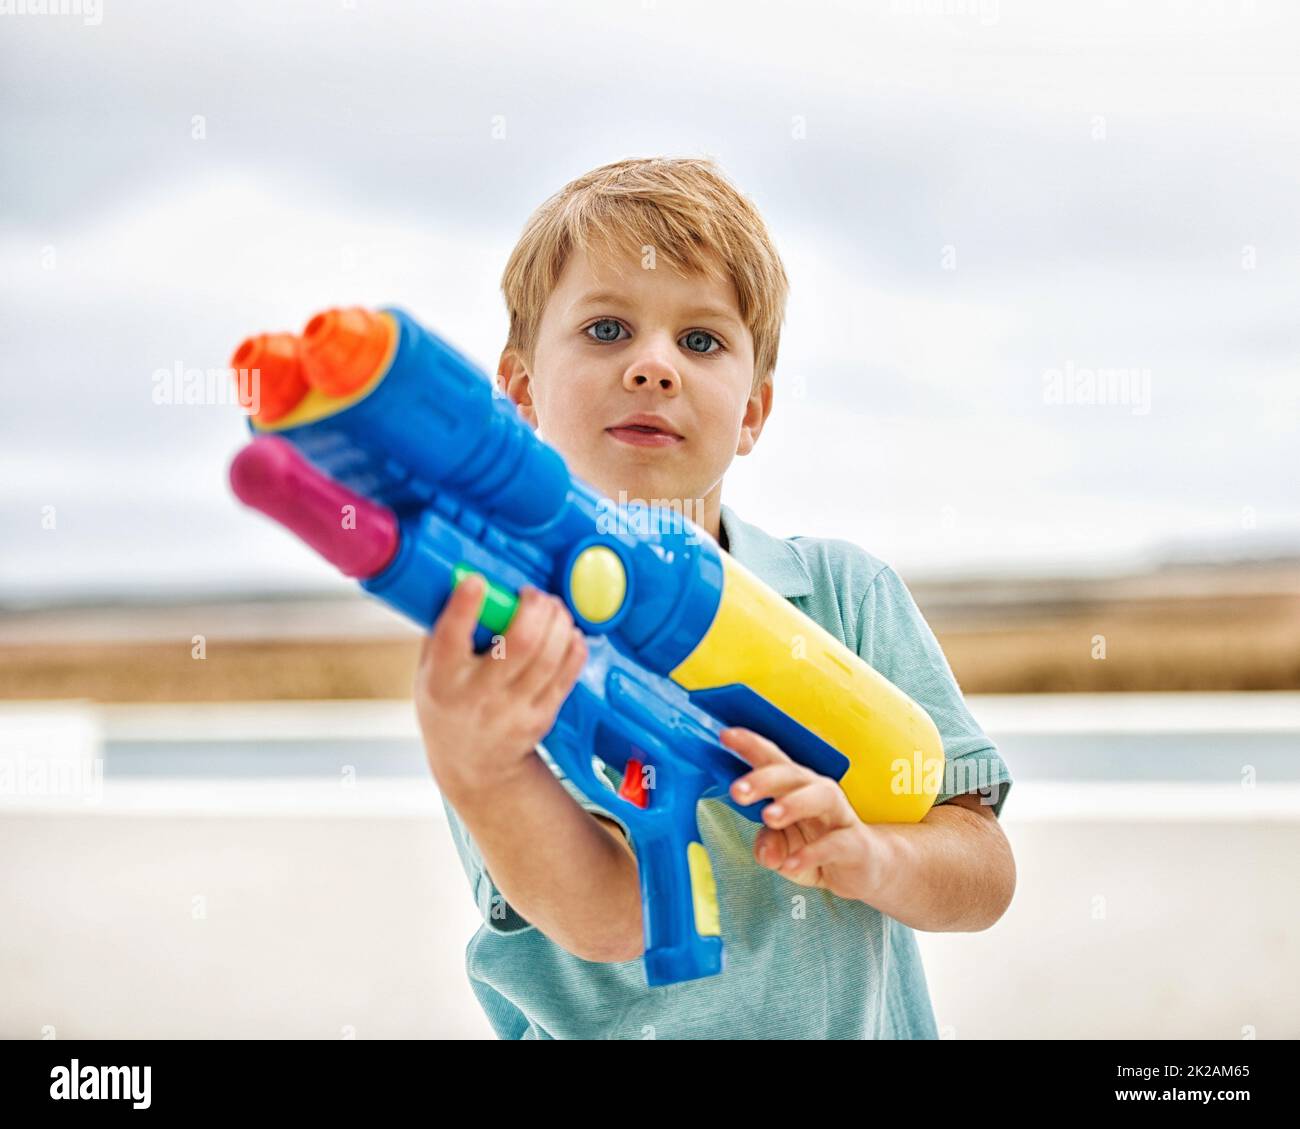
[229,436,400,580]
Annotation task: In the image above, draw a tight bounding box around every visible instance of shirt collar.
[718,503,814,598]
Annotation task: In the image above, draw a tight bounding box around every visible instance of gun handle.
[632,799,725,987]
[545,702,727,987]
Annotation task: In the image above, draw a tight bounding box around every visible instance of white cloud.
[1,0,1297,600]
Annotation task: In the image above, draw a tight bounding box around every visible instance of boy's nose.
[622,354,680,395]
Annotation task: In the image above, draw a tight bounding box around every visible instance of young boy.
[414,157,1016,1040]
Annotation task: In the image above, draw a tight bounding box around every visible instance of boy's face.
[499,243,771,538]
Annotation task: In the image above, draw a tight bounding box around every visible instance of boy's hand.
[414,576,588,802]
[722,727,888,902]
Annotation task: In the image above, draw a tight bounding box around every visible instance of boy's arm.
[863,791,1017,933]
[592,813,635,852]
[724,729,1016,935]
[442,754,644,962]
[844,561,1017,929]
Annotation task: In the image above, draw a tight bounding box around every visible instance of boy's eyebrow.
[571,290,742,328]
[570,290,628,312]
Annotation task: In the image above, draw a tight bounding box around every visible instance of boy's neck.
[601,484,725,547]
[700,490,726,551]
[696,489,728,551]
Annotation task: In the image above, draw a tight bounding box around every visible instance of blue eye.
[682,329,721,355]
[586,318,627,343]
[584,319,724,355]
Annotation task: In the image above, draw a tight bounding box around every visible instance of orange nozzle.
[300,306,391,398]
[230,333,309,424]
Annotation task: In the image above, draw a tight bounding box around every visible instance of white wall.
[3,778,1297,1039]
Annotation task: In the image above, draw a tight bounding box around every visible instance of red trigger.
[618,758,649,808]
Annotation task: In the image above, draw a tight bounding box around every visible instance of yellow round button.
[569,545,627,624]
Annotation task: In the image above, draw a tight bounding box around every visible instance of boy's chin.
[584,466,686,507]
[562,443,707,510]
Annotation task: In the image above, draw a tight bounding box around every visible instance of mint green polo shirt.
[439,502,1014,1039]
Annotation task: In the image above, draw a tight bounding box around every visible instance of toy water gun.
[226,305,945,987]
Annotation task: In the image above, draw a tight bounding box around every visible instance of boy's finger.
[760,778,853,831]
[730,762,808,806]
[426,573,487,674]
[754,826,790,870]
[778,826,863,877]
[510,597,573,698]
[477,587,556,690]
[531,628,588,715]
[721,727,792,769]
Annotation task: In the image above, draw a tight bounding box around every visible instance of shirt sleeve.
[438,746,635,937]
[855,564,1013,818]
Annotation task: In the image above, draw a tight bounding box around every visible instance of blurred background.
[1,0,1297,1039]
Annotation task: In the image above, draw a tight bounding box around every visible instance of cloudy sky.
[2,0,1297,602]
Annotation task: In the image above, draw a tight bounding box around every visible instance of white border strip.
[3,779,1297,822]
[0,777,444,818]
[48,692,1300,743]
[968,693,1300,734]
[997,781,1300,822]
[99,700,420,742]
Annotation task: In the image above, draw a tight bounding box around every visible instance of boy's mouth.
[605,414,684,448]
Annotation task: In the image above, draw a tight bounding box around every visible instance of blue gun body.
[245,307,824,986]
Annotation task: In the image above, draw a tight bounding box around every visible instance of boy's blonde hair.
[500,157,789,391]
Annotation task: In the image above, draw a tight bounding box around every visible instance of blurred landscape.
[5,477,1296,1044]
[3,550,1296,702]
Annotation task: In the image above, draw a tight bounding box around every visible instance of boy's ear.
[498,349,537,428]
[736,375,774,457]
